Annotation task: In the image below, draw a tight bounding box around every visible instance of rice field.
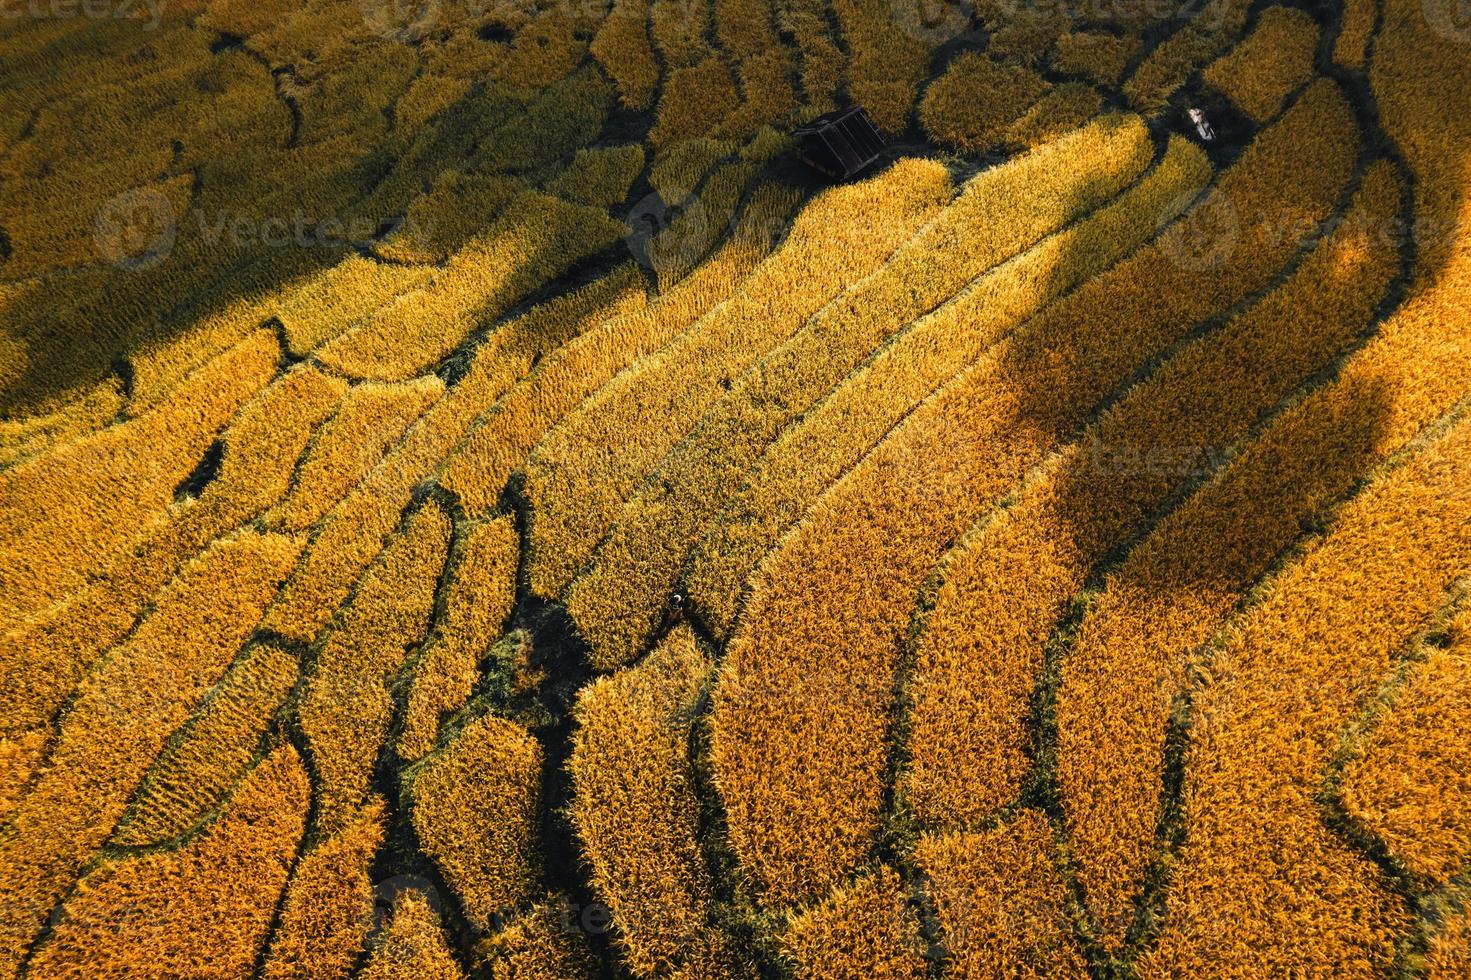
[1,0,1468,975]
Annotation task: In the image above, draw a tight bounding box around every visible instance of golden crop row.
[1076,0,1471,953]
[264,798,387,980]
[113,642,299,848]
[0,372,124,469]
[685,124,1199,643]
[264,266,647,643]
[781,867,928,979]
[774,0,844,107]
[831,0,934,132]
[652,0,715,68]
[314,191,627,381]
[919,54,1050,153]
[905,157,1398,835]
[1339,608,1471,883]
[26,745,309,980]
[569,625,723,976]
[1054,159,1403,942]
[1122,0,1251,112]
[275,256,437,357]
[399,516,521,761]
[300,504,450,835]
[266,377,444,534]
[0,329,278,630]
[1004,83,1106,151]
[591,0,660,110]
[1053,32,1139,87]
[520,159,953,602]
[0,530,302,976]
[708,78,1358,907]
[575,118,1171,668]
[1202,6,1319,123]
[361,890,466,980]
[2,358,340,741]
[651,138,741,203]
[1426,900,1471,978]
[546,144,647,208]
[406,711,543,931]
[1335,0,1376,69]
[480,899,600,980]
[906,147,1388,824]
[914,812,1087,978]
[1142,413,1471,976]
[438,187,796,520]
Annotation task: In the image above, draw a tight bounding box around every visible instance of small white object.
[1188,107,1216,142]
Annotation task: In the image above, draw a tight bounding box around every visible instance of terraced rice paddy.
[1,0,1468,975]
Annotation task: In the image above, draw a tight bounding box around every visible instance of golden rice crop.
[685,125,1201,641]
[591,0,660,110]
[25,745,308,980]
[313,192,626,381]
[716,0,779,56]
[775,0,844,105]
[573,118,1164,666]
[373,172,527,266]
[652,57,745,148]
[906,159,1401,836]
[478,899,600,979]
[266,377,445,534]
[650,138,740,202]
[0,530,302,976]
[1122,0,1250,112]
[300,504,450,834]
[405,712,543,931]
[1335,0,1375,69]
[264,270,646,643]
[0,730,48,827]
[0,329,278,629]
[568,625,718,975]
[1005,83,1105,150]
[272,256,438,358]
[1338,609,1471,883]
[360,889,466,980]
[399,516,521,761]
[651,0,715,68]
[520,159,953,601]
[263,799,387,980]
[708,79,1357,907]
[780,867,927,980]
[985,7,1070,66]
[1057,0,1471,919]
[1052,32,1139,87]
[1,363,340,740]
[1202,6,1320,122]
[913,813,1087,978]
[438,189,795,519]
[1144,415,1471,975]
[730,47,801,134]
[546,144,647,207]
[0,375,123,469]
[1426,901,1471,978]
[830,0,933,132]
[113,642,300,848]
[919,53,1050,152]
